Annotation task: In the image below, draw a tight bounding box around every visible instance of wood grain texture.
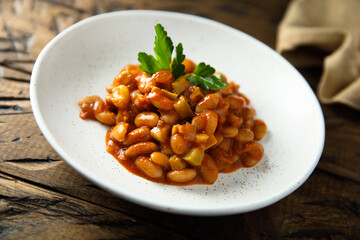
[0,0,359,239]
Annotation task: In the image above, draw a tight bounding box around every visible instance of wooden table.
[1,0,359,239]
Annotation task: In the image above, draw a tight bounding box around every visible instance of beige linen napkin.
[277,0,360,110]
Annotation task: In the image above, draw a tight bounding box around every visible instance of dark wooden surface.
[1,0,359,239]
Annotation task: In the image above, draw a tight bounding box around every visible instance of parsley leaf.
[137,23,224,91]
[187,74,226,91]
[171,43,186,78]
[154,24,173,70]
[138,23,186,77]
[193,62,215,76]
[137,52,163,75]
[187,62,227,90]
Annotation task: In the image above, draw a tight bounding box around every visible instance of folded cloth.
[277,0,360,110]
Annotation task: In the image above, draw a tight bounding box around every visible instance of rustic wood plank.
[0,100,32,114]
[0,79,29,99]
[0,172,188,240]
[1,66,31,82]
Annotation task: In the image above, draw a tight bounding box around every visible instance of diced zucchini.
[196,133,209,143]
[174,96,194,119]
[172,76,191,94]
[161,89,178,100]
[183,148,204,166]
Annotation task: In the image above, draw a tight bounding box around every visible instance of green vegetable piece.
[183,147,205,166]
[171,43,186,79]
[172,76,191,94]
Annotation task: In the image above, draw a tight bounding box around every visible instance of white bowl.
[30,10,325,216]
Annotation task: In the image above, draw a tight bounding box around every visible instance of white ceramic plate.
[30,10,325,216]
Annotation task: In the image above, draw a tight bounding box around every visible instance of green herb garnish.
[171,43,186,79]
[187,63,226,91]
[138,24,185,78]
[137,24,226,90]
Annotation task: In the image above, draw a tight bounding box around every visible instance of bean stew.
[78,60,267,185]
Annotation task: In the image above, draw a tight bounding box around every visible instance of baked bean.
[104,94,116,110]
[133,94,152,110]
[161,111,180,125]
[231,152,240,162]
[239,93,250,105]
[150,152,170,168]
[182,59,196,73]
[213,98,229,124]
[228,114,243,128]
[116,110,130,123]
[220,83,234,96]
[135,156,163,178]
[113,69,133,87]
[111,85,130,109]
[232,140,244,155]
[147,87,174,111]
[170,133,189,155]
[172,123,196,142]
[243,142,264,160]
[195,93,220,113]
[136,72,155,93]
[222,126,239,138]
[78,95,101,119]
[167,169,197,183]
[160,142,174,155]
[124,142,159,158]
[236,128,254,143]
[199,154,218,184]
[253,119,267,140]
[244,119,254,129]
[204,110,218,135]
[122,64,141,76]
[151,70,174,83]
[123,126,152,146]
[106,84,114,93]
[226,95,246,110]
[110,122,129,142]
[168,155,187,170]
[244,107,256,120]
[191,114,206,131]
[214,132,224,147]
[218,138,231,152]
[209,147,233,171]
[95,111,116,126]
[130,89,142,102]
[151,125,171,143]
[134,112,159,128]
[242,153,260,167]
